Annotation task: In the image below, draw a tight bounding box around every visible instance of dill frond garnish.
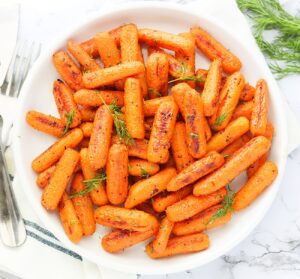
[63,109,74,135]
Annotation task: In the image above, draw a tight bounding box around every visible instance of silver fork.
[0,41,41,247]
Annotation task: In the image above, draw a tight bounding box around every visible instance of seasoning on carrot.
[152,217,174,253]
[128,158,160,177]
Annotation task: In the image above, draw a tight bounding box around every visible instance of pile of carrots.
[26,23,278,259]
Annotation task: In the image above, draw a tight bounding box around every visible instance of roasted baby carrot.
[166,187,227,222]
[210,72,245,131]
[53,80,82,128]
[201,59,222,116]
[80,38,98,58]
[79,106,97,122]
[232,100,254,120]
[94,205,158,232]
[221,134,251,160]
[128,139,148,159]
[171,82,188,118]
[247,123,274,177]
[102,229,156,253]
[193,136,271,196]
[74,89,124,107]
[195,69,208,88]
[171,122,194,172]
[32,128,83,173]
[67,40,100,72]
[80,122,93,137]
[52,51,82,91]
[172,204,232,236]
[139,28,193,55]
[152,217,174,253]
[41,148,79,210]
[184,86,207,158]
[203,116,212,141]
[146,233,209,259]
[146,53,169,98]
[207,117,250,152]
[167,151,225,192]
[128,158,160,177]
[250,79,268,136]
[234,161,278,211]
[125,168,177,209]
[147,100,178,163]
[70,173,96,236]
[152,185,193,213]
[190,26,241,73]
[36,165,56,189]
[82,61,145,88]
[59,192,83,243]
[240,83,255,101]
[26,111,65,137]
[124,78,145,139]
[106,144,128,204]
[88,105,113,170]
[80,148,108,206]
[143,96,173,117]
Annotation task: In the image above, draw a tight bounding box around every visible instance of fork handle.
[0,142,26,247]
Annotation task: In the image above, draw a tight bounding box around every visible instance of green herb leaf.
[98,95,134,145]
[140,168,150,178]
[206,185,235,225]
[223,154,230,158]
[237,0,300,78]
[168,74,205,84]
[189,133,199,139]
[63,109,74,135]
[69,171,106,198]
[212,112,227,130]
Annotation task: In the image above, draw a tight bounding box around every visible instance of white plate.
[13,2,288,275]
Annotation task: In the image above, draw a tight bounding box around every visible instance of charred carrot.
[102,229,156,253]
[184,86,207,158]
[171,122,194,172]
[234,161,278,211]
[82,61,145,88]
[146,53,169,98]
[124,78,145,139]
[147,100,178,163]
[67,40,100,72]
[172,204,232,236]
[88,105,113,170]
[168,151,225,192]
[207,117,250,152]
[193,136,271,196]
[70,173,96,236]
[201,59,222,116]
[59,192,83,243]
[125,168,177,209]
[128,158,160,177]
[210,72,245,131]
[32,128,83,173]
[95,205,158,232]
[190,26,241,73]
[152,217,174,253]
[52,51,82,91]
[143,96,173,117]
[26,111,65,137]
[171,82,188,118]
[106,144,128,204]
[74,89,124,107]
[152,185,193,213]
[146,233,209,259]
[80,148,108,206]
[166,187,227,222]
[250,79,268,136]
[41,148,79,210]
[36,165,56,189]
[53,80,81,128]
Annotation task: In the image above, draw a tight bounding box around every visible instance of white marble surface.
[14,0,300,278]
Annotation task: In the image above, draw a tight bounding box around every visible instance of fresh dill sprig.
[212,112,227,130]
[69,171,107,198]
[237,0,300,78]
[140,168,150,178]
[206,185,235,225]
[98,95,134,145]
[168,75,205,84]
[63,109,74,135]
